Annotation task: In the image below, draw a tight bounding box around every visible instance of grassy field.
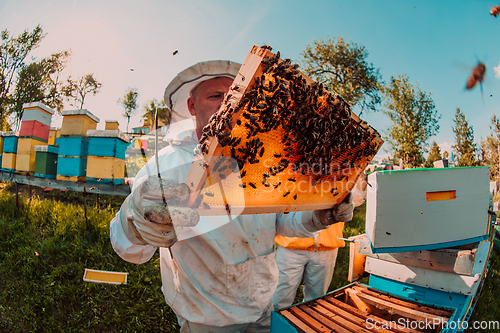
[0,183,499,332]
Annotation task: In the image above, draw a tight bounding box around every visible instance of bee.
[261,44,273,51]
[173,50,179,55]
[466,62,486,90]
[202,202,211,210]
[491,5,500,17]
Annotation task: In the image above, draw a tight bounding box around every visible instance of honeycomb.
[186,46,383,215]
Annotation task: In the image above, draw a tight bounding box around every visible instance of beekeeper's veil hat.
[163,60,241,141]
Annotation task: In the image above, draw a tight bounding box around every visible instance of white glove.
[314,192,354,225]
[124,175,200,248]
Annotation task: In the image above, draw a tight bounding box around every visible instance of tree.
[0,26,45,104]
[300,37,383,115]
[119,88,138,133]
[382,74,440,168]
[62,73,102,109]
[452,108,477,167]
[142,98,171,130]
[0,25,45,121]
[10,50,71,129]
[424,141,442,168]
[481,115,500,181]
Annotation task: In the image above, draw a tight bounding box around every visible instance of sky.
[1,0,499,161]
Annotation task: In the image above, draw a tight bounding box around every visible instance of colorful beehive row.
[2,131,19,172]
[56,109,99,182]
[86,129,129,184]
[15,102,54,175]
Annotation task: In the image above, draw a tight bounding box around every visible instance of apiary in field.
[186,45,383,215]
[365,167,491,253]
[86,129,130,185]
[56,109,100,182]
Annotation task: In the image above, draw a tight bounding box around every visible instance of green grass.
[1,186,499,332]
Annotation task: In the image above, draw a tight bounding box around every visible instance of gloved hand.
[314,192,354,226]
[124,175,200,248]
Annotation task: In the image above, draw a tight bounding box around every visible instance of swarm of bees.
[193,47,382,210]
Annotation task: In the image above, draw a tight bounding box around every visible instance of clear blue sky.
[1,0,499,161]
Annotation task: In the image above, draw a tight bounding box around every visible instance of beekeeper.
[110,60,354,333]
[272,174,368,310]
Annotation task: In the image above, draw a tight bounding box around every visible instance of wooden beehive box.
[86,129,129,184]
[21,102,54,126]
[48,127,60,146]
[366,167,491,253]
[271,282,455,333]
[1,153,16,172]
[60,109,99,136]
[86,130,129,159]
[3,131,18,154]
[16,137,48,174]
[185,45,383,215]
[105,120,120,130]
[56,156,87,182]
[34,145,58,179]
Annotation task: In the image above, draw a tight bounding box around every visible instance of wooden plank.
[288,306,331,333]
[313,299,407,333]
[352,285,453,318]
[56,175,86,182]
[348,234,367,282]
[280,310,317,333]
[349,289,449,324]
[299,303,372,333]
[0,171,130,196]
[346,288,372,313]
[356,233,476,275]
[365,256,482,295]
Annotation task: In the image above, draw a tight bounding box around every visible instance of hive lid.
[61,109,100,123]
[86,129,130,143]
[184,45,383,215]
[22,102,55,115]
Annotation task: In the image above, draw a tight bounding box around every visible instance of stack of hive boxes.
[1,132,19,172]
[16,102,54,175]
[56,109,99,182]
[48,127,60,145]
[34,126,60,178]
[86,120,130,185]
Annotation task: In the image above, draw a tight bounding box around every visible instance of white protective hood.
[163,60,241,142]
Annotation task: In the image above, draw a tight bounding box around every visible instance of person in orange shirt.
[272,174,368,310]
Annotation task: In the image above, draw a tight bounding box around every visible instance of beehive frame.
[185,45,383,215]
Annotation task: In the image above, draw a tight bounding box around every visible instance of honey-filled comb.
[185,45,383,216]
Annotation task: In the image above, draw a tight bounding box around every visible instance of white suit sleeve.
[275,211,327,238]
[109,195,157,264]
